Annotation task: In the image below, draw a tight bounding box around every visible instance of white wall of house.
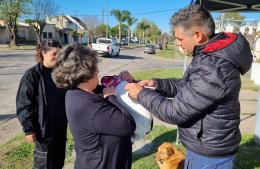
[225,25,234,32]
[42,24,60,42]
[0,28,10,44]
[17,26,29,39]
[47,16,62,29]
[0,20,10,43]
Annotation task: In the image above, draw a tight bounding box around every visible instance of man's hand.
[25,133,36,143]
[138,80,155,88]
[103,87,116,98]
[118,71,135,82]
[125,83,143,99]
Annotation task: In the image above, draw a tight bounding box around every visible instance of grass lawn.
[132,68,183,80]
[133,126,260,169]
[132,125,178,169]
[155,45,188,60]
[0,128,74,169]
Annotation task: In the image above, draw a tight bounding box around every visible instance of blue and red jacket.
[137,32,253,157]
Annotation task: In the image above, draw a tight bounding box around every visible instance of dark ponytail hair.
[35,40,62,63]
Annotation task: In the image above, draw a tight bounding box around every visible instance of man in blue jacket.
[125,4,253,169]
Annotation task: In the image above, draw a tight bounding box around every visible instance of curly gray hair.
[52,43,99,89]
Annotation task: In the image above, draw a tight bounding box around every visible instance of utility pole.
[61,12,64,44]
[220,13,225,31]
[106,0,108,39]
[255,91,260,146]
[102,9,105,24]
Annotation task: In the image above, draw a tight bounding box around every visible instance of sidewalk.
[239,90,258,135]
[0,44,35,51]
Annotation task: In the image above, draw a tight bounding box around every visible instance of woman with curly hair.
[52,43,136,169]
[16,40,67,169]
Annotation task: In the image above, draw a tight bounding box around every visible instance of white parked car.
[91,38,120,57]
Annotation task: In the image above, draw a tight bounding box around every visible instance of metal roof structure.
[191,0,260,12]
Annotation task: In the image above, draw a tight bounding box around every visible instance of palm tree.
[110,9,129,44]
[126,15,137,46]
[146,23,161,43]
[137,20,150,44]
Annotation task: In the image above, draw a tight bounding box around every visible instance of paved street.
[0,47,185,144]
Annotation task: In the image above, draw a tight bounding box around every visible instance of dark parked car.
[156,43,163,50]
[144,44,156,54]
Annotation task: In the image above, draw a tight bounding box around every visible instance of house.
[0,20,36,44]
[41,24,60,42]
[47,15,88,44]
[0,19,61,44]
[0,20,11,44]
[0,14,88,45]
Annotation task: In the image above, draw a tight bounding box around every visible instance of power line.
[56,8,180,17]
[131,8,180,15]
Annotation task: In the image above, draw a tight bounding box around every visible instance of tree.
[217,13,246,31]
[110,26,118,38]
[126,15,137,46]
[0,0,29,46]
[120,24,128,38]
[110,9,129,43]
[136,19,150,44]
[25,0,58,44]
[223,13,245,25]
[160,33,170,49]
[146,22,161,43]
[95,24,110,38]
[82,16,102,44]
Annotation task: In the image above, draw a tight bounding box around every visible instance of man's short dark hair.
[171,4,215,38]
[52,43,99,89]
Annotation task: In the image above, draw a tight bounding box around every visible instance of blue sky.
[57,0,260,33]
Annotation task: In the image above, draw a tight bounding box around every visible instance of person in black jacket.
[124,5,253,169]
[16,40,67,169]
[52,43,136,169]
